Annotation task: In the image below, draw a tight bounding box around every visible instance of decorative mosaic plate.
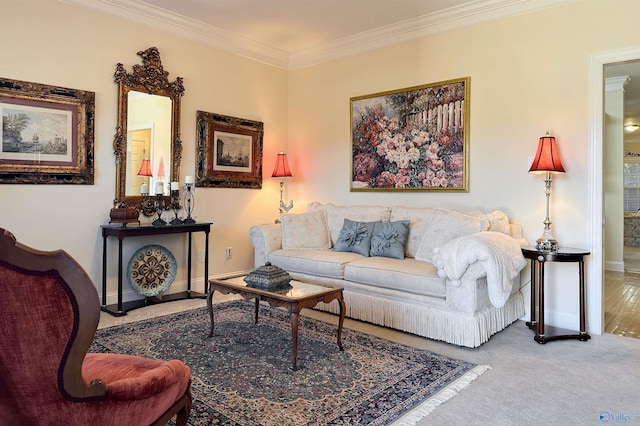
[127,244,177,297]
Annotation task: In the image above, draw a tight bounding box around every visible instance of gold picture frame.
[0,77,95,184]
[195,111,263,189]
[350,77,469,192]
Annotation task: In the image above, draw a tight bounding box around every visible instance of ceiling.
[141,0,470,53]
[65,0,574,69]
[64,0,640,133]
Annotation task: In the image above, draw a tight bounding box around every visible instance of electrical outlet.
[225,247,232,259]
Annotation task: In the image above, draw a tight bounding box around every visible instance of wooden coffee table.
[207,275,346,370]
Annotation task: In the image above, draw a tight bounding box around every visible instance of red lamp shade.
[528,134,565,173]
[137,159,153,177]
[272,152,292,177]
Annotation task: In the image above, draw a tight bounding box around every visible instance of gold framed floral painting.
[350,77,469,192]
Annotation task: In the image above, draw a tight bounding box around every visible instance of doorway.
[596,50,640,338]
[129,128,152,196]
[604,270,640,338]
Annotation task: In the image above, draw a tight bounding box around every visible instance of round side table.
[521,246,592,344]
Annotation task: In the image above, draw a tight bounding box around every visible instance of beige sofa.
[249,202,528,348]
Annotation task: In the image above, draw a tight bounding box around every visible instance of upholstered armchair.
[0,228,192,425]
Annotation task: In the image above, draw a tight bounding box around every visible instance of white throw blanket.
[431,231,527,308]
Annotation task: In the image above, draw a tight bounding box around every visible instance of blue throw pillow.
[370,220,410,259]
[333,219,378,257]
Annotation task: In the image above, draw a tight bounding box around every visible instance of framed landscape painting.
[195,111,263,189]
[0,77,95,184]
[350,77,469,192]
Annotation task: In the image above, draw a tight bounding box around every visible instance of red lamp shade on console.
[137,159,153,176]
[529,133,566,252]
[137,159,153,196]
[272,152,293,222]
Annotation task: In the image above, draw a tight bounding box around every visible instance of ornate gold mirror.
[113,47,184,216]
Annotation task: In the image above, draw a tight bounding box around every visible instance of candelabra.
[183,181,195,224]
[152,193,167,226]
[170,187,182,225]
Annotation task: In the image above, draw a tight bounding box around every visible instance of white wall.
[4,0,640,331]
[604,77,626,272]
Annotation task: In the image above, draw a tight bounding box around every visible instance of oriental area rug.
[91,301,488,425]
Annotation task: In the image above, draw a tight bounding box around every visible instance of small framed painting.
[350,77,469,192]
[195,111,263,189]
[0,77,95,184]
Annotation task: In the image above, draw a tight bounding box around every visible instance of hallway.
[604,269,640,339]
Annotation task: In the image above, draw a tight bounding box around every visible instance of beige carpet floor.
[99,295,640,425]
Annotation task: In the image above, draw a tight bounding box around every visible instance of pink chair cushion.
[83,353,190,400]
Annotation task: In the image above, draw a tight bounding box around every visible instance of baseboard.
[543,308,599,334]
[101,278,201,306]
[605,260,625,272]
[100,269,253,305]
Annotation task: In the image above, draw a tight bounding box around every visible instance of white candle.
[155,181,164,194]
[185,175,194,184]
[170,181,179,190]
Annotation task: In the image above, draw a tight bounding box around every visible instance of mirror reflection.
[126,91,172,196]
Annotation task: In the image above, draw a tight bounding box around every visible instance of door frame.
[589,46,640,334]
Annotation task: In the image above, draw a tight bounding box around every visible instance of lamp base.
[536,237,559,252]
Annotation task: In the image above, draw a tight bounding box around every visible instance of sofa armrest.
[445,263,488,313]
[445,267,523,314]
[509,223,529,247]
[249,224,282,268]
[432,231,527,310]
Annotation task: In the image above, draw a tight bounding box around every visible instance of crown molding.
[605,76,630,92]
[289,0,575,69]
[59,0,290,68]
[60,0,575,70]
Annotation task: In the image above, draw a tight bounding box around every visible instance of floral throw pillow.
[333,219,379,257]
[370,220,410,259]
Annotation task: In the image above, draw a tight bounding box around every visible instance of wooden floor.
[604,270,640,339]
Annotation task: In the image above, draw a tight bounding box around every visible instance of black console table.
[101,222,212,316]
